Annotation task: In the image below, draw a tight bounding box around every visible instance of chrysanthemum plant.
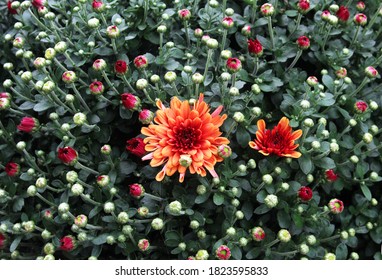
[0,0,382,260]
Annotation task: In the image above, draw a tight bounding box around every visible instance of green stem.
[271,250,298,256]
[111,39,118,55]
[225,122,237,138]
[100,13,108,26]
[264,239,280,248]
[22,150,45,175]
[8,108,25,116]
[10,87,33,102]
[203,49,214,83]
[159,33,164,56]
[194,84,200,99]
[64,52,88,77]
[349,77,369,97]
[106,154,115,170]
[350,25,361,47]
[144,193,165,202]
[267,17,275,50]
[101,70,119,95]
[363,3,382,35]
[75,162,99,175]
[320,234,340,243]
[184,21,190,48]
[345,0,353,7]
[50,91,75,113]
[322,25,332,51]
[28,8,52,32]
[121,75,136,93]
[221,29,227,53]
[77,179,95,189]
[71,84,91,113]
[289,13,302,37]
[300,127,310,147]
[80,193,101,206]
[36,193,56,207]
[96,29,108,44]
[251,0,258,25]
[252,56,259,76]
[286,50,302,71]
[143,89,156,105]
[231,73,236,88]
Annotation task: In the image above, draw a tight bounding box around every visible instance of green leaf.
[92,234,109,245]
[119,161,137,176]
[119,107,133,119]
[360,184,372,201]
[236,125,251,148]
[254,204,271,215]
[242,201,254,220]
[246,248,261,259]
[230,245,242,260]
[314,157,336,169]
[10,236,22,252]
[213,193,225,206]
[335,243,348,260]
[298,154,313,175]
[277,210,291,228]
[322,74,334,92]
[89,206,102,219]
[195,192,210,204]
[33,100,53,112]
[13,197,24,212]
[292,213,304,229]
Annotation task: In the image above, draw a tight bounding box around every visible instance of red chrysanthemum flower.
[336,6,350,22]
[17,117,39,133]
[249,117,303,158]
[216,245,231,260]
[248,39,263,57]
[355,101,368,113]
[325,169,338,182]
[298,0,310,14]
[0,233,6,248]
[5,162,20,177]
[121,93,140,110]
[7,1,18,14]
[57,146,78,166]
[134,55,148,69]
[92,0,104,12]
[60,235,76,251]
[328,198,344,214]
[298,186,313,201]
[129,183,145,198]
[32,0,46,8]
[297,35,310,50]
[126,137,146,157]
[141,94,229,183]
[114,60,128,75]
[226,57,242,73]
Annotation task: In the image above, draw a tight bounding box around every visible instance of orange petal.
[291,129,303,141]
[283,151,301,158]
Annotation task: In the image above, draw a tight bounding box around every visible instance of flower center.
[173,126,199,151]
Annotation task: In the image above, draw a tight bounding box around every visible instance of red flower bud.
[226,57,242,73]
[92,0,105,13]
[89,81,104,95]
[32,0,46,9]
[215,245,231,260]
[178,9,191,21]
[7,1,18,14]
[355,101,368,113]
[297,35,310,50]
[325,169,338,182]
[114,60,128,75]
[222,17,234,29]
[298,186,313,201]
[138,109,154,124]
[58,146,78,166]
[336,6,350,22]
[356,1,365,12]
[60,235,76,251]
[17,117,39,133]
[126,137,146,157]
[298,0,310,14]
[252,227,266,241]
[335,67,347,78]
[354,13,367,26]
[129,183,145,198]
[328,198,344,214]
[121,93,141,110]
[5,162,20,177]
[248,39,263,57]
[134,55,148,69]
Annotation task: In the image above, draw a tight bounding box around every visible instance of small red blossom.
[121,93,140,110]
[134,55,148,69]
[60,235,76,251]
[226,57,242,73]
[17,117,39,133]
[365,66,378,78]
[216,245,231,260]
[129,183,145,198]
[248,39,263,57]
[7,1,18,14]
[336,6,350,22]
[5,162,20,177]
[355,101,368,113]
[57,146,78,166]
[114,60,128,75]
[249,117,302,158]
[92,0,104,12]
[126,137,146,157]
[298,186,313,201]
[178,9,191,20]
[354,13,367,26]
[326,169,338,182]
[32,0,46,9]
[222,17,234,28]
[138,109,154,124]
[328,198,344,214]
[356,1,365,12]
[252,227,266,241]
[89,81,104,95]
[336,67,347,79]
[298,0,310,14]
[0,233,6,248]
[297,36,310,50]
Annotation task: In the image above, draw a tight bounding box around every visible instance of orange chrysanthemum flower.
[141,94,229,183]
[249,117,302,158]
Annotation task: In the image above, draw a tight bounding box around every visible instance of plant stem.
[231,73,237,87]
[159,33,164,56]
[71,84,91,113]
[264,239,280,248]
[50,91,75,113]
[221,29,228,53]
[349,77,369,97]
[194,83,200,99]
[75,162,99,175]
[203,49,214,82]
[289,13,302,38]
[121,75,136,93]
[63,52,88,77]
[251,0,258,25]
[28,8,52,32]
[350,25,361,47]
[36,193,56,207]
[320,234,340,243]
[144,193,165,202]
[184,21,190,48]
[322,25,332,51]
[363,3,382,35]
[142,89,156,105]
[111,39,118,55]
[252,56,260,76]
[267,17,275,50]
[101,70,119,95]
[80,193,101,206]
[225,122,237,138]
[286,50,302,71]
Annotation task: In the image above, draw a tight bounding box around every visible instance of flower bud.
[371,198,378,206]
[168,200,182,215]
[196,185,207,195]
[178,9,191,21]
[351,252,359,260]
[192,73,204,84]
[328,15,339,25]
[137,206,149,217]
[262,174,273,185]
[354,13,367,26]
[150,74,160,84]
[264,194,278,208]
[306,235,316,245]
[328,198,344,214]
[41,229,52,240]
[151,218,164,230]
[58,202,70,214]
[96,175,110,187]
[138,239,150,252]
[363,133,373,144]
[226,227,236,237]
[136,78,148,90]
[16,141,26,150]
[73,112,87,126]
[278,229,291,242]
[138,109,154,124]
[74,214,88,228]
[103,202,115,213]
[369,172,379,181]
[303,118,314,128]
[206,38,219,49]
[190,220,200,229]
[260,3,274,16]
[106,25,120,38]
[233,112,245,123]
[220,72,231,81]
[365,66,378,78]
[350,155,359,164]
[164,71,177,83]
[42,81,55,94]
[27,185,37,196]
[23,221,35,232]
[222,17,234,29]
[13,37,25,48]
[88,18,100,28]
[340,231,349,240]
[299,244,309,255]
[157,24,167,33]
[35,177,47,189]
[34,57,46,69]
[89,81,104,95]
[116,212,129,224]
[369,101,378,111]
[252,226,265,241]
[129,183,145,198]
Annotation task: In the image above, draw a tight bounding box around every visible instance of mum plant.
[0,0,382,260]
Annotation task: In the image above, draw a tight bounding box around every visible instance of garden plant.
[0,0,382,260]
